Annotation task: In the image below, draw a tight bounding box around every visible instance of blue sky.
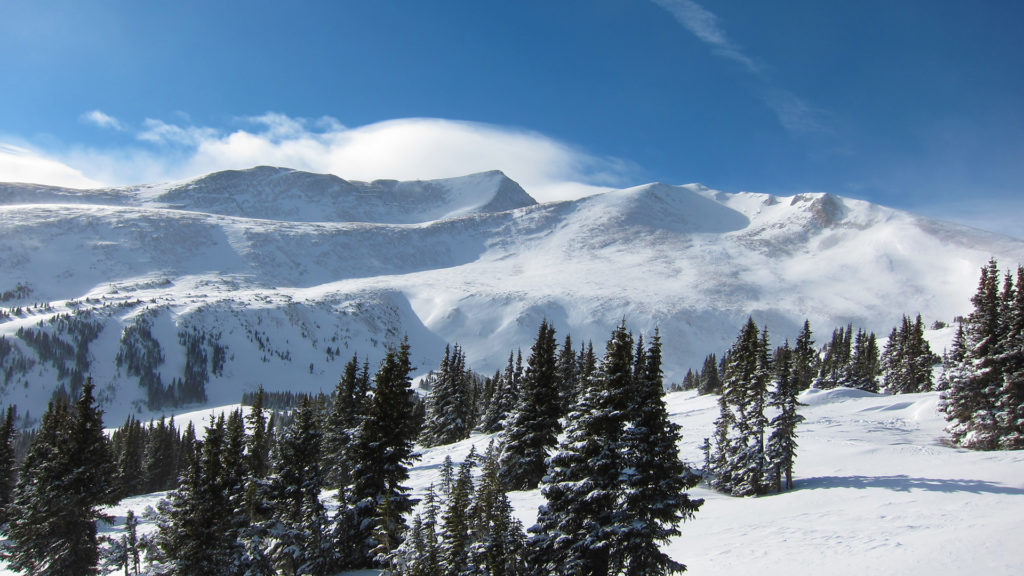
[2,0,1022,237]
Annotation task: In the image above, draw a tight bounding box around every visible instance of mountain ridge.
[2,167,1023,424]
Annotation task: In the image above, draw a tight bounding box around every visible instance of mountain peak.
[149,167,536,224]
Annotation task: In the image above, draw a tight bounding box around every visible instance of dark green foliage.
[5,379,117,576]
[531,323,700,576]
[792,319,819,391]
[815,324,852,389]
[0,405,17,525]
[882,314,939,393]
[618,330,702,575]
[322,356,369,490]
[711,319,802,497]
[848,329,881,392]
[345,339,421,568]
[422,344,474,447]
[712,319,772,496]
[942,260,1024,449]
[696,353,721,395]
[499,320,562,491]
[268,397,337,575]
[479,351,523,434]
[766,343,805,491]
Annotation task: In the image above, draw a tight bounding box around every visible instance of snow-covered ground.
[18,387,1014,576]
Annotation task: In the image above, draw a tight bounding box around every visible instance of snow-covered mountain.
[2,166,1023,424]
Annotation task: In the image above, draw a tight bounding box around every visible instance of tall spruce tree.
[711,318,772,496]
[618,330,702,575]
[529,323,634,576]
[0,405,16,525]
[423,344,473,447]
[5,379,117,576]
[942,260,1024,448]
[344,339,420,568]
[499,320,562,491]
[268,397,336,575]
[792,319,819,391]
[766,343,804,492]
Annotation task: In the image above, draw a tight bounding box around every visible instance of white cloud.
[138,118,218,146]
[1,116,636,202]
[0,143,103,188]
[80,109,123,131]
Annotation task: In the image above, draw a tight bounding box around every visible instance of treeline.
[681,314,939,396]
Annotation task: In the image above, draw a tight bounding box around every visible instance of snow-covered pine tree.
[618,329,702,575]
[344,339,420,568]
[942,259,1003,448]
[499,320,562,491]
[792,319,819,391]
[267,396,337,575]
[882,315,938,393]
[711,318,772,496]
[556,334,579,416]
[994,266,1024,447]
[151,415,235,576]
[0,405,17,525]
[440,449,476,575]
[847,329,881,392]
[815,324,851,389]
[697,353,721,395]
[766,343,804,492]
[468,440,527,576]
[423,344,473,447]
[529,322,633,576]
[479,351,521,433]
[5,379,117,576]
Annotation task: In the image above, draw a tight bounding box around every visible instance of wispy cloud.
[80,109,123,131]
[652,0,758,72]
[651,0,829,135]
[1,115,638,202]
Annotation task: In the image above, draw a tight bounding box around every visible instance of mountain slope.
[2,167,1024,424]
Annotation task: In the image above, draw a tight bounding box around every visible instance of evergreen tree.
[344,339,420,568]
[766,343,804,492]
[697,353,720,395]
[479,351,520,433]
[499,320,562,491]
[440,450,476,575]
[268,397,336,575]
[5,379,117,576]
[0,405,17,525]
[815,324,851,389]
[943,260,1002,447]
[711,318,772,496]
[882,315,938,393]
[847,329,881,392]
[468,441,526,576]
[423,344,473,447]
[556,334,579,415]
[530,325,633,576]
[617,329,702,575]
[151,416,236,576]
[792,319,819,391]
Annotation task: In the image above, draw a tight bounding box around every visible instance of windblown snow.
[2,166,1024,424]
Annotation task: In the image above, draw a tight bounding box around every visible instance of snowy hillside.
[2,166,1024,424]
[79,387,1024,576]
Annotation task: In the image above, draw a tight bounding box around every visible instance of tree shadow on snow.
[797,475,1024,495]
